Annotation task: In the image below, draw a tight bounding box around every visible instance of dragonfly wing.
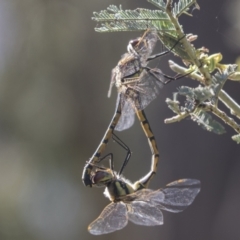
[136,69,164,110]
[88,202,128,235]
[127,201,163,226]
[108,67,117,98]
[137,30,158,65]
[148,179,201,213]
[115,93,135,131]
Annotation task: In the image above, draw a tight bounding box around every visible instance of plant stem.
[200,103,240,134]
[166,0,212,85]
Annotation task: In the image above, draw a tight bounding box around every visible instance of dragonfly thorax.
[118,56,141,80]
[104,177,135,202]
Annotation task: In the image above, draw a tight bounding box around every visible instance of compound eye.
[129,39,139,48]
[92,171,109,185]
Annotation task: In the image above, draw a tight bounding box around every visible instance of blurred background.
[0,0,239,239]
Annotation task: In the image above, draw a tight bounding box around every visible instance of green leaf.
[178,85,214,103]
[212,64,237,86]
[147,0,199,17]
[94,21,177,32]
[232,134,240,144]
[173,0,199,17]
[192,86,214,102]
[92,5,178,32]
[178,86,195,98]
[166,98,180,114]
[157,32,192,60]
[183,97,196,112]
[147,0,166,10]
[211,65,237,104]
[93,6,170,22]
[191,111,226,134]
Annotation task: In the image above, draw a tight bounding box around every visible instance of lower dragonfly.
[88,134,201,235]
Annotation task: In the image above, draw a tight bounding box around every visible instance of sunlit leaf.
[232,134,240,144]
[191,111,226,134]
[147,0,199,17]
[166,98,180,114]
[92,5,177,32]
[178,85,214,103]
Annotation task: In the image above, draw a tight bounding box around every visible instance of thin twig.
[165,112,189,123]
[168,60,205,83]
[219,90,240,120]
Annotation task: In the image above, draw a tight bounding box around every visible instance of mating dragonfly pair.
[83,29,200,235]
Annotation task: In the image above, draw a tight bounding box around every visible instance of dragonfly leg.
[144,66,193,85]
[112,133,132,176]
[146,35,185,61]
[97,153,114,171]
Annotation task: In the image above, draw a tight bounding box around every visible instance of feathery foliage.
[92,0,197,33]
[92,0,240,142]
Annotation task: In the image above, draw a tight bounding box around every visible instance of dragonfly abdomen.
[134,109,159,188]
[82,98,122,187]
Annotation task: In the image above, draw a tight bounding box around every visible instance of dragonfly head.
[128,29,158,64]
[82,163,94,187]
[91,168,114,187]
[127,38,140,57]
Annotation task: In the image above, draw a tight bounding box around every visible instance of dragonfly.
[108,29,184,131]
[82,30,182,187]
[87,134,201,235]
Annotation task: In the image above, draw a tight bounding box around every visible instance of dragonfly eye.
[127,38,140,56]
[92,170,113,186]
[130,39,139,48]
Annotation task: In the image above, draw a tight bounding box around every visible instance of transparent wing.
[108,67,117,98]
[127,201,163,226]
[118,55,141,79]
[135,30,158,65]
[147,179,201,213]
[88,202,128,235]
[118,189,153,202]
[115,93,135,131]
[135,69,164,110]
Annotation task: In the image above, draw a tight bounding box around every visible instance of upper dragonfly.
[88,134,201,235]
[108,29,180,131]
